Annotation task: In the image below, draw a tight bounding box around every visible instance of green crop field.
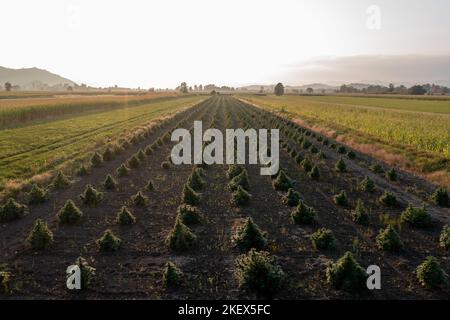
[0,95,205,190]
[239,94,450,184]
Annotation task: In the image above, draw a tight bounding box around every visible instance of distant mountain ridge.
[0,66,76,90]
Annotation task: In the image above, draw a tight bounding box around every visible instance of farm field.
[239,94,450,188]
[0,95,448,299]
[0,95,205,193]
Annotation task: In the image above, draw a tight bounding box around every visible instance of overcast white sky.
[1,0,450,88]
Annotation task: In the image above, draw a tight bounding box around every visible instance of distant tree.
[199,84,203,91]
[388,83,394,93]
[4,82,12,91]
[306,87,314,94]
[194,85,198,91]
[408,85,426,95]
[179,82,188,93]
[188,86,193,91]
[67,86,73,91]
[274,83,284,96]
[259,86,264,93]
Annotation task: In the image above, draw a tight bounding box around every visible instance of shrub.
[232,185,251,206]
[337,145,347,154]
[326,251,367,292]
[137,149,146,161]
[145,180,155,192]
[400,204,431,228]
[358,176,375,192]
[227,164,243,179]
[0,198,28,222]
[229,170,250,191]
[295,153,304,165]
[272,170,293,191]
[310,146,319,154]
[76,164,89,176]
[333,190,348,206]
[309,166,320,180]
[439,225,450,250]
[282,188,301,207]
[102,147,114,161]
[144,146,153,156]
[27,184,49,204]
[378,191,397,207]
[318,151,326,159]
[302,139,312,149]
[177,204,201,225]
[27,219,53,250]
[301,158,312,172]
[335,157,347,172]
[57,200,83,224]
[370,163,384,174]
[91,152,103,167]
[132,191,149,207]
[416,256,448,288]
[311,228,335,250]
[116,206,136,225]
[347,150,356,159]
[116,164,130,177]
[386,168,397,181]
[291,200,317,225]
[182,185,200,205]
[74,257,95,290]
[52,171,71,189]
[188,169,205,191]
[97,229,122,251]
[127,155,141,168]
[233,217,267,251]
[351,199,369,225]
[103,174,118,190]
[431,187,449,207]
[161,161,171,169]
[80,184,103,206]
[376,225,403,251]
[166,218,197,251]
[234,249,284,296]
[163,262,183,288]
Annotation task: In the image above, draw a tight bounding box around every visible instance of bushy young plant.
[76,164,89,176]
[52,170,71,189]
[80,184,103,206]
[272,170,293,191]
[27,219,53,250]
[337,145,347,154]
[400,204,431,228]
[358,176,375,192]
[234,249,284,296]
[232,185,251,206]
[182,184,200,205]
[282,188,301,207]
[291,200,317,225]
[378,191,397,207]
[27,184,49,204]
[386,168,397,181]
[311,228,336,250]
[326,251,367,292]
[233,217,267,251]
[439,225,450,250]
[137,149,146,161]
[347,150,356,159]
[177,204,201,225]
[333,190,348,206]
[295,153,304,165]
[103,174,118,190]
[116,164,130,177]
[227,165,243,180]
[302,139,312,149]
[132,191,149,207]
[161,161,171,169]
[127,155,141,168]
[145,180,155,192]
[102,147,114,161]
[97,229,122,251]
[309,166,320,180]
[144,145,153,156]
[74,257,95,290]
[0,198,28,222]
[116,206,136,225]
[57,200,83,224]
[301,158,312,173]
[91,152,103,167]
[166,218,197,251]
[229,170,250,191]
[163,262,183,288]
[431,187,449,207]
[376,225,403,251]
[188,169,205,191]
[335,157,347,173]
[351,199,369,225]
[416,256,448,288]
[370,163,384,174]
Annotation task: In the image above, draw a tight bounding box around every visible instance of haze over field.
[1,0,450,88]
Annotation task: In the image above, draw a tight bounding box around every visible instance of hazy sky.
[1,0,450,88]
